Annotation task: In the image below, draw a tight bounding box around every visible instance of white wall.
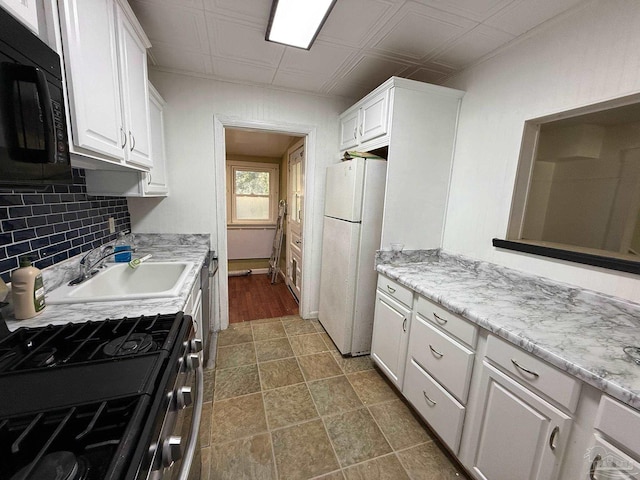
[443,0,640,301]
[128,72,350,314]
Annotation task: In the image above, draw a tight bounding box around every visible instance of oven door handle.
[178,360,204,480]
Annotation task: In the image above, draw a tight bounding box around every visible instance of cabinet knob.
[402,317,407,332]
[161,436,183,467]
[129,131,136,152]
[386,285,396,294]
[120,127,127,149]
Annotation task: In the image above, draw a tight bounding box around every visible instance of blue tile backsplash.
[0,169,131,283]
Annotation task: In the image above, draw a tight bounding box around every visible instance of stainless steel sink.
[46,261,194,304]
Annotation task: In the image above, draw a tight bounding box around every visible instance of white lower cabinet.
[583,436,640,479]
[403,357,466,453]
[371,285,411,389]
[467,361,572,480]
[583,394,640,479]
[371,274,640,480]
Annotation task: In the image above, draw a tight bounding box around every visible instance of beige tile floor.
[200,315,470,480]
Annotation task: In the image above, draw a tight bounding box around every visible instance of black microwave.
[0,7,71,186]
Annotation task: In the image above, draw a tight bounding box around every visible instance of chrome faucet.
[69,244,135,286]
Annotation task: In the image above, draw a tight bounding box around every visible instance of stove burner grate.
[103,333,156,357]
[9,451,89,480]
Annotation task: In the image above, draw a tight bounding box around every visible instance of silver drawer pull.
[589,454,601,480]
[402,318,407,332]
[429,345,444,358]
[433,312,447,325]
[549,426,559,451]
[511,359,539,378]
[422,391,437,406]
[386,285,396,294]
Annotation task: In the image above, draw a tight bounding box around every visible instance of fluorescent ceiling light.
[266,0,337,50]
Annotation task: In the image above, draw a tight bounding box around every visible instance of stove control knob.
[162,436,183,467]
[186,353,200,371]
[177,386,193,409]
[190,338,203,353]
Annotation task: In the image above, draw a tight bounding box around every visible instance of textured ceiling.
[130,0,588,100]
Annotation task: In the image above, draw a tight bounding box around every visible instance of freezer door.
[324,158,365,222]
[318,216,361,354]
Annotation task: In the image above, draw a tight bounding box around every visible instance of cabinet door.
[371,290,410,388]
[0,0,38,33]
[339,109,360,151]
[470,362,572,480]
[59,0,124,160]
[144,84,169,195]
[359,89,389,144]
[116,3,151,169]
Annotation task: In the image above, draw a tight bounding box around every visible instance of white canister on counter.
[11,256,46,319]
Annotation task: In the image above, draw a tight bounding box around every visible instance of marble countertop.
[3,234,209,331]
[376,251,640,410]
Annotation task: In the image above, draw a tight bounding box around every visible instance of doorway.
[215,120,311,327]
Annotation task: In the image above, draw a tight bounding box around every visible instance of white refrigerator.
[318,158,387,356]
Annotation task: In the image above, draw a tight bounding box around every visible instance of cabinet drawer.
[408,315,474,403]
[595,395,640,457]
[403,358,465,454]
[416,296,477,348]
[377,275,413,308]
[486,335,581,412]
[586,436,640,479]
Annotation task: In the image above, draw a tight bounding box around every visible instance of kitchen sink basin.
[46,261,194,304]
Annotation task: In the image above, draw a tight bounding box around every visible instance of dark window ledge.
[492,239,640,275]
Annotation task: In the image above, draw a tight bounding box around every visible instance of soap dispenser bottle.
[114,231,132,262]
[11,256,46,320]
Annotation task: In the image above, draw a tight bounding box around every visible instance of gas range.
[0,312,203,480]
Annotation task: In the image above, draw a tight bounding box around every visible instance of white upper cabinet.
[359,89,389,144]
[339,87,390,152]
[115,2,151,169]
[144,83,169,195]
[58,0,152,170]
[59,0,123,160]
[339,109,360,151]
[84,83,169,197]
[0,0,39,34]
[338,78,464,252]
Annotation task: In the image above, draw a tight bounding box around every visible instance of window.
[227,161,279,225]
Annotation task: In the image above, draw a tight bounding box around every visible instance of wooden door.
[286,142,304,300]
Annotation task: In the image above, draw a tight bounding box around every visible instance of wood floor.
[228,273,298,324]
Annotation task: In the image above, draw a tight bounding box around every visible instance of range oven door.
[150,322,204,480]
